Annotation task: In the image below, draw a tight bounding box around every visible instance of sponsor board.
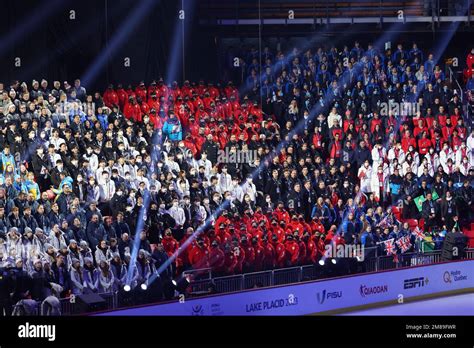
[404,277,429,289]
[316,289,342,304]
[98,260,474,316]
[245,295,299,313]
[443,270,468,284]
[359,284,389,297]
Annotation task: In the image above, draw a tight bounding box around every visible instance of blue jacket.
[1,152,15,172]
[162,118,183,141]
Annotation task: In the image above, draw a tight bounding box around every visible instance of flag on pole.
[382,238,396,255]
[377,215,390,228]
[396,235,412,253]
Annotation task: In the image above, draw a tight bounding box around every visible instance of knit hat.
[24,227,33,235]
[69,239,77,245]
[84,257,93,264]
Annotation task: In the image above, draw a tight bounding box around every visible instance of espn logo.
[403,277,429,289]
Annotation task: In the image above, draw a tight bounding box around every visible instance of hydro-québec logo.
[359,284,389,297]
[443,270,468,283]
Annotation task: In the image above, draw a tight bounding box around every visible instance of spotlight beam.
[0,0,69,59]
[16,0,131,82]
[81,0,160,87]
[146,2,425,288]
[125,0,196,288]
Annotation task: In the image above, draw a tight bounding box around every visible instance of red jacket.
[297,240,307,265]
[329,140,342,159]
[162,235,179,258]
[140,102,150,115]
[116,88,128,109]
[413,125,427,139]
[370,118,382,133]
[271,226,286,242]
[284,240,300,266]
[306,238,318,264]
[401,136,417,152]
[177,235,193,268]
[124,102,143,122]
[253,242,265,271]
[273,208,290,224]
[103,89,119,108]
[224,250,238,274]
[467,52,474,71]
[233,245,245,273]
[442,125,454,139]
[273,241,286,268]
[135,86,147,101]
[147,98,160,112]
[263,242,276,269]
[242,243,255,268]
[208,246,225,273]
[188,245,210,269]
[310,220,326,234]
[418,137,432,155]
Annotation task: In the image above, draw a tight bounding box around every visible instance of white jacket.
[370,164,390,200]
[371,146,387,167]
[401,161,418,177]
[439,147,454,169]
[387,147,405,165]
[417,162,434,177]
[169,205,186,226]
[358,165,372,193]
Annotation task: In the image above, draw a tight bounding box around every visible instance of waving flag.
[412,226,425,240]
[396,235,412,253]
[382,238,396,255]
[377,215,390,229]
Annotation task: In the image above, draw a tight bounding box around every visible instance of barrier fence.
[12,247,474,315]
[186,248,471,295]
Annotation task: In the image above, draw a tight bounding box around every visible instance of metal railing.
[58,291,117,316]
[185,248,473,296]
[14,247,474,315]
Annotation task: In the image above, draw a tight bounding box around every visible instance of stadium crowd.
[0,40,473,314]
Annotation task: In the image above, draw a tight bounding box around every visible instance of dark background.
[0,0,472,93]
[0,0,219,92]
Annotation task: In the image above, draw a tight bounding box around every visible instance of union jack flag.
[377,215,390,228]
[396,236,412,253]
[412,226,425,240]
[383,238,396,255]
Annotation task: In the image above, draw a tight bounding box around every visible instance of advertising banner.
[98,260,473,316]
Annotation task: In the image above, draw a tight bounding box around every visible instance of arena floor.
[340,293,474,316]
